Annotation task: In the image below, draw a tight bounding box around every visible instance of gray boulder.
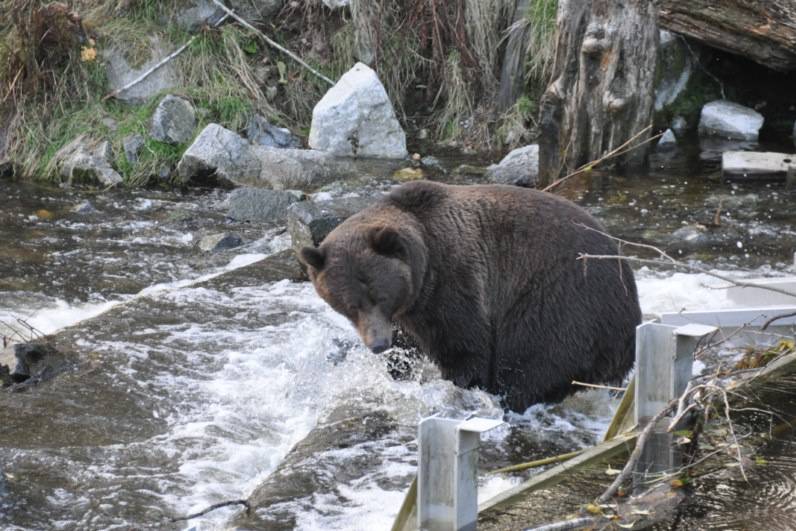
[699,100,764,141]
[309,62,407,159]
[176,124,260,185]
[671,116,688,136]
[52,135,123,187]
[123,134,145,165]
[198,232,244,252]
[226,188,305,223]
[246,115,302,148]
[150,95,196,145]
[252,146,358,191]
[288,195,381,256]
[486,144,539,187]
[103,37,179,103]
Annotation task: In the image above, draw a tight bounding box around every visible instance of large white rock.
[699,100,764,141]
[309,62,407,159]
[486,144,539,187]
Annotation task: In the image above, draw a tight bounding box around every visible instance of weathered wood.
[722,151,796,181]
[660,0,796,72]
[478,433,638,515]
[538,0,659,186]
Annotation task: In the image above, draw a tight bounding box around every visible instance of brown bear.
[299,181,641,411]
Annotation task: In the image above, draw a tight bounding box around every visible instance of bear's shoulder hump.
[387,180,447,212]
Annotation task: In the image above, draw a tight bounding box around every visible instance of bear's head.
[299,220,425,354]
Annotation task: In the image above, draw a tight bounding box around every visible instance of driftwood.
[659,0,796,72]
[538,0,659,186]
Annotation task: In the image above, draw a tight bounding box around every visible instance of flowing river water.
[1,147,795,530]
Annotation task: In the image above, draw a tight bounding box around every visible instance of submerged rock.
[176,124,260,185]
[150,95,196,145]
[198,232,244,252]
[309,62,407,159]
[234,404,399,529]
[246,115,302,149]
[8,341,71,387]
[287,195,381,255]
[486,144,539,187]
[52,135,123,187]
[225,188,305,223]
[699,100,764,141]
[103,37,179,103]
[71,200,97,214]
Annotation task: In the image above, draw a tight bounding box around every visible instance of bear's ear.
[299,246,326,270]
[369,226,404,257]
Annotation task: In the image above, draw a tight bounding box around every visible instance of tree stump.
[659,0,796,73]
[538,0,659,186]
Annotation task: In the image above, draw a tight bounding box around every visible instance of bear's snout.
[358,309,393,354]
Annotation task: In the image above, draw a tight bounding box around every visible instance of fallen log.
[659,0,796,72]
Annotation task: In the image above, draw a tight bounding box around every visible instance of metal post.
[418,416,503,531]
[633,322,716,480]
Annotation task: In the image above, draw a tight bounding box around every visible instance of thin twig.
[761,311,796,330]
[542,126,661,193]
[571,380,626,392]
[574,223,796,301]
[490,450,583,475]
[170,499,250,522]
[596,396,679,504]
[211,0,334,85]
[524,516,601,531]
[103,14,230,101]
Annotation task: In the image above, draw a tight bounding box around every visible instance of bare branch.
[211,0,334,86]
[761,311,796,330]
[574,223,796,301]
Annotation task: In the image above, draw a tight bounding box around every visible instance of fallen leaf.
[585,503,602,515]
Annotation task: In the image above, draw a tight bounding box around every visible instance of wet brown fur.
[300,181,641,411]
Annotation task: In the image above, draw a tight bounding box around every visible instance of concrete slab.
[722,151,796,181]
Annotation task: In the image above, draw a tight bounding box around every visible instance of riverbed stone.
[198,232,244,252]
[309,62,407,159]
[671,116,688,136]
[486,144,539,187]
[71,200,97,214]
[150,95,196,145]
[246,115,302,149]
[226,188,305,223]
[699,100,764,141]
[103,37,179,103]
[53,135,123,187]
[287,195,381,256]
[176,124,260,185]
